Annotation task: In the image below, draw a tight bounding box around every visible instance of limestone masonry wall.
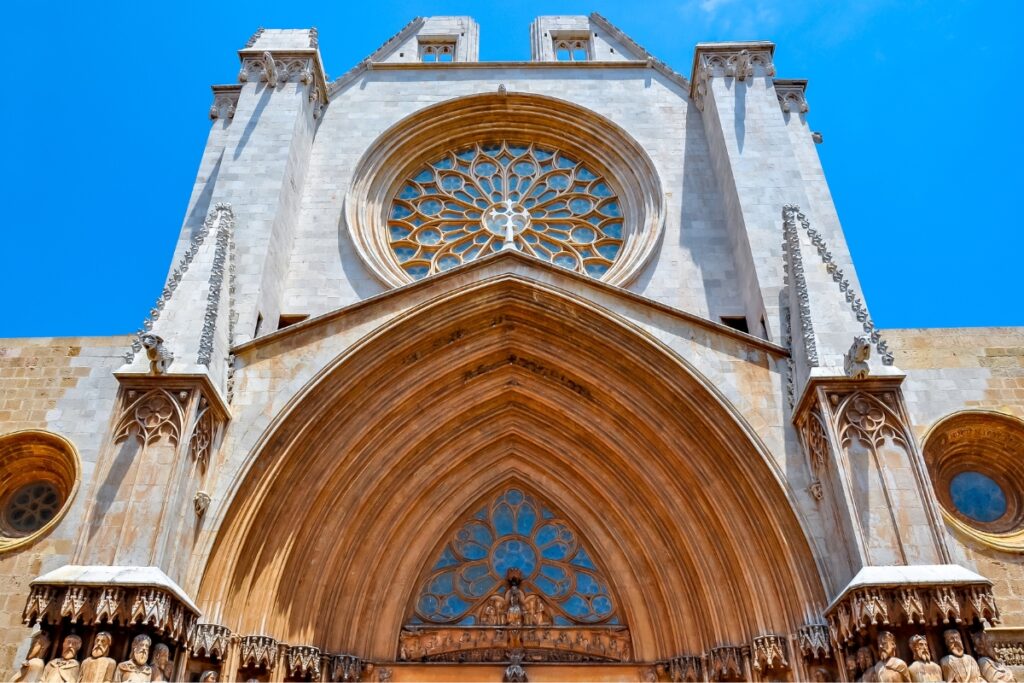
[0,336,128,675]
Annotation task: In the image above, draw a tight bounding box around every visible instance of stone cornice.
[237,47,328,104]
[689,41,776,110]
[230,250,789,359]
[774,78,809,113]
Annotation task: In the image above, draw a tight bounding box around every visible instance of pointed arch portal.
[196,275,825,666]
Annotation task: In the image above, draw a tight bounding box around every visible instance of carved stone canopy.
[825,566,999,648]
[23,565,200,645]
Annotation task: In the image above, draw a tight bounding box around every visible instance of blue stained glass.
[434,547,458,569]
[534,575,558,595]
[394,247,415,262]
[563,594,590,617]
[572,227,596,243]
[593,596,613,615]
[493,503,514,535]
[548,174,570,189]
[429,572,455,594]
[575,572,600,595]
[506,490,524,505]
[516,502,537,535]
[554,254,578,269]
[389,143,624,280]
[553,616,571,626]
[492,538,537,577]
[572,547,596,569]
[950,471,1007,523]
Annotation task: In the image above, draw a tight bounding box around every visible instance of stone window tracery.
[554,37,590,61]
[419,40,455,63]
[409,487,620,626]
[0,430,79,552]
[388,142,623,279]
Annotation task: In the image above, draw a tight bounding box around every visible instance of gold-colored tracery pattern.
[388,142,624,279]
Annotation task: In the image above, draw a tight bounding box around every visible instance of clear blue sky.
[2,1,1021,337]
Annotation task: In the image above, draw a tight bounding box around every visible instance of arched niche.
[195,278,824,661]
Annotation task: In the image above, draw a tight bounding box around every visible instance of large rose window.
[387,142,624,279]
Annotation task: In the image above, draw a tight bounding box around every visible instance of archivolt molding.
[344,92,665,288]
[193,277,824,662]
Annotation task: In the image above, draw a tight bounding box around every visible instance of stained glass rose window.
[410,488,619,626]
[388,142,624,279]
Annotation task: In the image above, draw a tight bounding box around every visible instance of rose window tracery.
[387,142,624,279]
[409,488,620,626]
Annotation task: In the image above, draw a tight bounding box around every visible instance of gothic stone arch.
[194,276,825,665]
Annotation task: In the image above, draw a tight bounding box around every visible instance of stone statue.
[12,632,51,683]
[198,673,217,683]
[81,632,117,683]
[873,631,911,682]
[148,645,171,683]
[41,635,82,683]
[505,570,524,628]
[114,635,152,683]
[971,631,1017,682]
[140,334,173,374]
[909,634,943,682]
[858,646,879,682]
[940,630,983,683]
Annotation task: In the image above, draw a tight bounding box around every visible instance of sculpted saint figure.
[114,635,152,683]
[858,646,879,682]
[81,632,116,683]
[940,630,983,683]
[147,645,171,683]
[504,570,524,628]
[198,673,218,683]
[41,635,82,683]
[971,631,1017,682]
[873,631,911,682]
[12,632,51,683]
[908,635,943,682]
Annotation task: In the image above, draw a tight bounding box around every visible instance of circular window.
[346,92,665,288]
[4,481,61,535]
[388,142,624,280]
[924,411,1024,550]
[948,471,1007,524]
[0,430,79,552]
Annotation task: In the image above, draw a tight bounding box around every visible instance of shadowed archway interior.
[196,276,825,662]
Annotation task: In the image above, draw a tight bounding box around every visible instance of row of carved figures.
[849,630,1015,682]
[12,632,217,683]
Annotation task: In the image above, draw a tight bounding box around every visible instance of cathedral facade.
[1,15,1022,682]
